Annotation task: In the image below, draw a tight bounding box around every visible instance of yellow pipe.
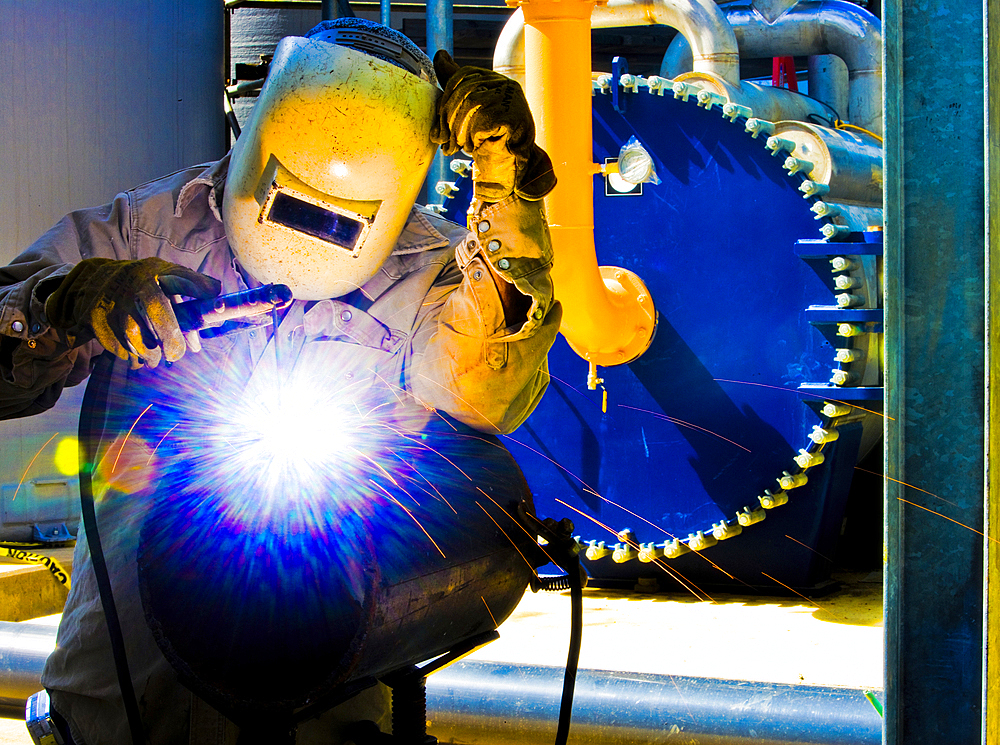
[519,0,656,369]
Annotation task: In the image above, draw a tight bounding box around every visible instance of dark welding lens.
[267,191,365,249]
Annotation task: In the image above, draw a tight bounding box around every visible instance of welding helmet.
[223,20,440,299]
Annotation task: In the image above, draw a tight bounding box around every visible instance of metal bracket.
[612,56,628,114]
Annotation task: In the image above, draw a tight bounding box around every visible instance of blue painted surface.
[441,87,879,589]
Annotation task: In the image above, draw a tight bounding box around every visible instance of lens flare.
[54,436,80,476]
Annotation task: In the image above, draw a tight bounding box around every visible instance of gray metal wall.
[228,6,324,132]
[0,0,225,538]
[0,0,225,262]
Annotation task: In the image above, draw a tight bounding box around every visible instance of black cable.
[554,557,583,745]
[78,352,144,745]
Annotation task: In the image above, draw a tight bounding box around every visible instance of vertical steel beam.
[883,0,986,741]
[426,0,454,201]
[986,0,1000,738]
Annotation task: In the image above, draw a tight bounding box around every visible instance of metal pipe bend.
[661,0,883,132]
[493,0,740,86]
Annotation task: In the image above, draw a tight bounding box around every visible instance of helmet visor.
[264,189,370,253]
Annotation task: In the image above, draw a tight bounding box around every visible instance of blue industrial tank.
[440,75,883,591]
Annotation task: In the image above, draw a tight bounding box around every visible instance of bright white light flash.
[222,378,358,496]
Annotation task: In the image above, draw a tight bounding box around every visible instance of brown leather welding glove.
[431,50,556,203]
[45,257,221,369]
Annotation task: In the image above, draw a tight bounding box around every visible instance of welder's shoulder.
[125,160,229,260]
[390,205,472,274]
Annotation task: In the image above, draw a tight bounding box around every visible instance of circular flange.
[566,265,657,367]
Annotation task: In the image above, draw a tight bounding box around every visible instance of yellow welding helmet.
[223,21,440,300]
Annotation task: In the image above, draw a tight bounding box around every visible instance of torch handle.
[173,284,293,333]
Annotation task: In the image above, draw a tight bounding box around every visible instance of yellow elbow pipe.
[518,0,656,370]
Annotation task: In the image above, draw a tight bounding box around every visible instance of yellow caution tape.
[0,546,71,589]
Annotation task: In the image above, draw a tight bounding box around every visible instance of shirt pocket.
[298,300,410,407]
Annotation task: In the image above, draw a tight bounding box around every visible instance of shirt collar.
[391,207,451,255]
[357,207,452,301]
[174,154,230,222]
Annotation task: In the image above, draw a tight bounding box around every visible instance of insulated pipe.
[518,0,657,369]
[495,0,740,88]
[0,622,56,719]
[660,0,883,135]
[426,660,883,745]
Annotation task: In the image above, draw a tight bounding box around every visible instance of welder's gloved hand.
[44,257,221,369]
[431,50,557,203]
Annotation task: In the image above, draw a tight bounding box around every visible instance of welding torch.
[172,284,293,334]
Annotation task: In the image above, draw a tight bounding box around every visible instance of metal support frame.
[425,0,454,201]
[883,0,988,741]
[986,0,1000,738]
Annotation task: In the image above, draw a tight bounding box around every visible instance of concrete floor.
[0,560,882,744]
[468,571,883,690]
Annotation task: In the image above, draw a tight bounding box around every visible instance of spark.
[369,479,446,558]
[367,369,408,407]
[712,378,892,420]
[896,497,1000,545]
[761,571,844,621]
[590,492,741,583]
[12,432,60,502]
[476,488,559,567]
[393,429,472,481]
[503,461,741,586]
[500,436,600,495]
[111,403,154,474]
[481,595,499,627]
[618,405,752,452]
[356,449,401,489]
[546,370,586,392]
[855,466,959,507]
[784,534,837,566]
[476,501,540,581]
[148,424,181,466]
[415,372,503,434]
[554,498,713,602]
[545,370,606,411]
[390,452,457,514]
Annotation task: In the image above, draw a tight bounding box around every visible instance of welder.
[0,18,559,744]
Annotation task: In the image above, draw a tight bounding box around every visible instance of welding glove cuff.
[44,257,221,369]
[431,50,557,203]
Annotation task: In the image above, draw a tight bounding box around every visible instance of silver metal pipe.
[426,660,883,745]
[0,622,56,719]
[671,71,838,124]
[661,0,883,134]
[425,0,455,204]
[0,626,884,745]
[493,0,741,87]
[767,120,883,206]
[807,54,850,122]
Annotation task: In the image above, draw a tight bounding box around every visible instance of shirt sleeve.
[0,195,132,418]
[407,195,561,434]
